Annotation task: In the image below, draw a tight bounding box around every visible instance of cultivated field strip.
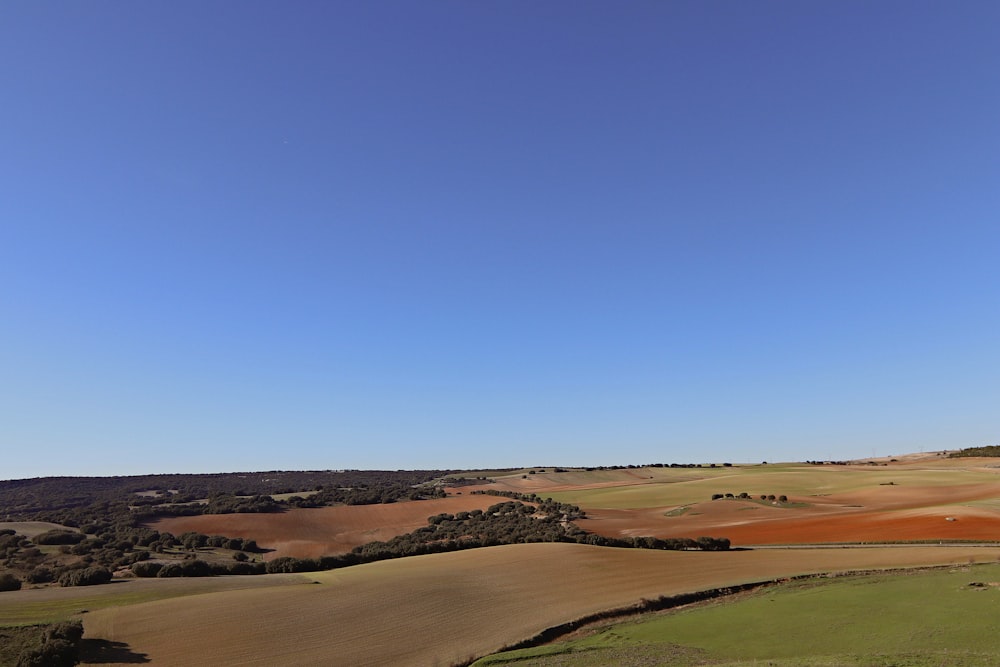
[0,572,312,626]
[80,542,1000,666]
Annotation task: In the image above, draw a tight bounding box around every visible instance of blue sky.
[2,1,998,478]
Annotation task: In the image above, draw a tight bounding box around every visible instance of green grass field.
[475,563,1000,666]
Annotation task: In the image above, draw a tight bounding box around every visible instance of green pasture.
[542,464,1000,509]
[476,564,1000,666]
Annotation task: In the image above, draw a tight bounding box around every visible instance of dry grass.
[80,542,1000,666]
[0,521,80,538]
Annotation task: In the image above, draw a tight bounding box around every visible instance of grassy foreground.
[475,563,1000,666]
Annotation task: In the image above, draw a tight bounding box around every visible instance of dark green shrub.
[0,573,22,591]
[58,566,111,587]
[33,530,84,545]
[157,563,184,578]
[15,621,82,667]
[24,567,54,584]
[131,561,163,578]
[179,559,213,577]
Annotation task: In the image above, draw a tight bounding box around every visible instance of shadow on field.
[79,638,150,663]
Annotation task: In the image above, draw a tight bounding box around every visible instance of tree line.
[711,492,788,502]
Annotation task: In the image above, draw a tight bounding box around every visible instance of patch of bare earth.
[147,495,501,558]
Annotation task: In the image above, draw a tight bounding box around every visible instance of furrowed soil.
[147,495,501,558]
[79,543,1000,667]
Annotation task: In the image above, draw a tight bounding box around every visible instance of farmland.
[76,543,1000,666]
[479,456,1000,546]
[476,563,1000,666]
[3,454,1000,665]
[148,494,502,558]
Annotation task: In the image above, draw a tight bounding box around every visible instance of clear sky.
[2,1,998,479]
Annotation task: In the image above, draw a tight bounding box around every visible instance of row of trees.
[132,558,265,578]
[283,482,446,509]
[469,489,587,520]
[949,445,1000,458]
[711,493,788,502]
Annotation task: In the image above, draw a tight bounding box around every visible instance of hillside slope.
[81,542,1000,666]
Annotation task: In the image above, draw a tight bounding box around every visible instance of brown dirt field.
[147,495,501,558]
[579,482,1000,545]
[80,542,1000,667]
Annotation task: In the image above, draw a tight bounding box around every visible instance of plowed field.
[579,485,1000,545]
[79,542,1000,667]
[148,495,501,558]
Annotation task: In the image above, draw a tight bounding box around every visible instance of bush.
[24,567,54,584]
[220,561,265,575]
[58,566,112,587]
[695,536,731,551]
[0,573,22,591]
[15,621,83,667]
[131,561,164,578]
[266,556,320,574]
[157,563,186,578]
[33,530,85,545]
[179,559,213,577]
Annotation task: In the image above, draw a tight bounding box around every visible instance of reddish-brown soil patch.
[581,504,1000,545]
[148,496,501,559]
[579,483,1000,545]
